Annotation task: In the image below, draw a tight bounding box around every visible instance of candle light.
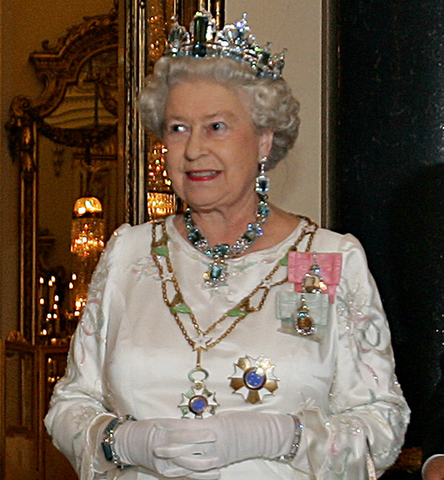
[68,281,74,313]
[48,277,56,309]
[38,276,46,337]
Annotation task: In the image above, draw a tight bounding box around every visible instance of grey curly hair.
[138,56,300,169]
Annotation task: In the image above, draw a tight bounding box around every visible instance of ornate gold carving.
[148,2,168,64]
[29,6,118,118]
[6,330,29,344]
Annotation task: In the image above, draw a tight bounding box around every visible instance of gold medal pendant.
[295,294,316,335]
[230,355,278,404]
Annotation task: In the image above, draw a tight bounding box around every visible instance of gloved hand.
[155,411,298,473]
[113,417,221,479]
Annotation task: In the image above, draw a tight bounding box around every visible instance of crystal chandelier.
[71,196,105,257]
[70,196,105,314]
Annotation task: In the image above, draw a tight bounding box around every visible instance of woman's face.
[163,80,273,213]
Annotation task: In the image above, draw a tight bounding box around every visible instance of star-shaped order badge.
[179,367,219,418]
[179,334,218,418]
[229,355,279,404]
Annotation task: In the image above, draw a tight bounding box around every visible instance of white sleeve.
[296,234,410,479]
[44,224,131,480]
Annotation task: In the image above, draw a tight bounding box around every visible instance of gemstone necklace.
[151,215,318,418]
[184,194,270,287]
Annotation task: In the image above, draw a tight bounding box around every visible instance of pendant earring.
[255,156,270,195]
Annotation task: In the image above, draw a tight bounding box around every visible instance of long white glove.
[155,412,298,473]
[113,417,221,479]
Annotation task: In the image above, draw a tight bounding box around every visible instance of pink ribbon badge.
[288,252,342,302]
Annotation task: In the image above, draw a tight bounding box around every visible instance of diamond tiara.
[165,10,286,80]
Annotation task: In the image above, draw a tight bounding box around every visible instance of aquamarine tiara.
[165,10,286,80]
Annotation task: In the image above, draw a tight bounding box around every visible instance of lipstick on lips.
[186,170,221,181]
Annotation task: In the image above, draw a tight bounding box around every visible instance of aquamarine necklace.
[184,195,269,287]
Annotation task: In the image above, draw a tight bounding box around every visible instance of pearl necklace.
[184,195,270,287]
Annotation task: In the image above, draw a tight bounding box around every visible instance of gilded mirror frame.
[6,0,224,345]
[7,5,119,344]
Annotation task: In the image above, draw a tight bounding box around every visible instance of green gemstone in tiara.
[165,10,286,80]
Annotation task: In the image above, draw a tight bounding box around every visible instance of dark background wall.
[335,0,444,455]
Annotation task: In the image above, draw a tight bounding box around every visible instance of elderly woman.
[45,12,409,480]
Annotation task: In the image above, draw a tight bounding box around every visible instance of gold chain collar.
[151,215,318,352]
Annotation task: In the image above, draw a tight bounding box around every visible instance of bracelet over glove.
[102,416,221,479]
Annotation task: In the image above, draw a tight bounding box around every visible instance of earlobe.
[259,130,274,158]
